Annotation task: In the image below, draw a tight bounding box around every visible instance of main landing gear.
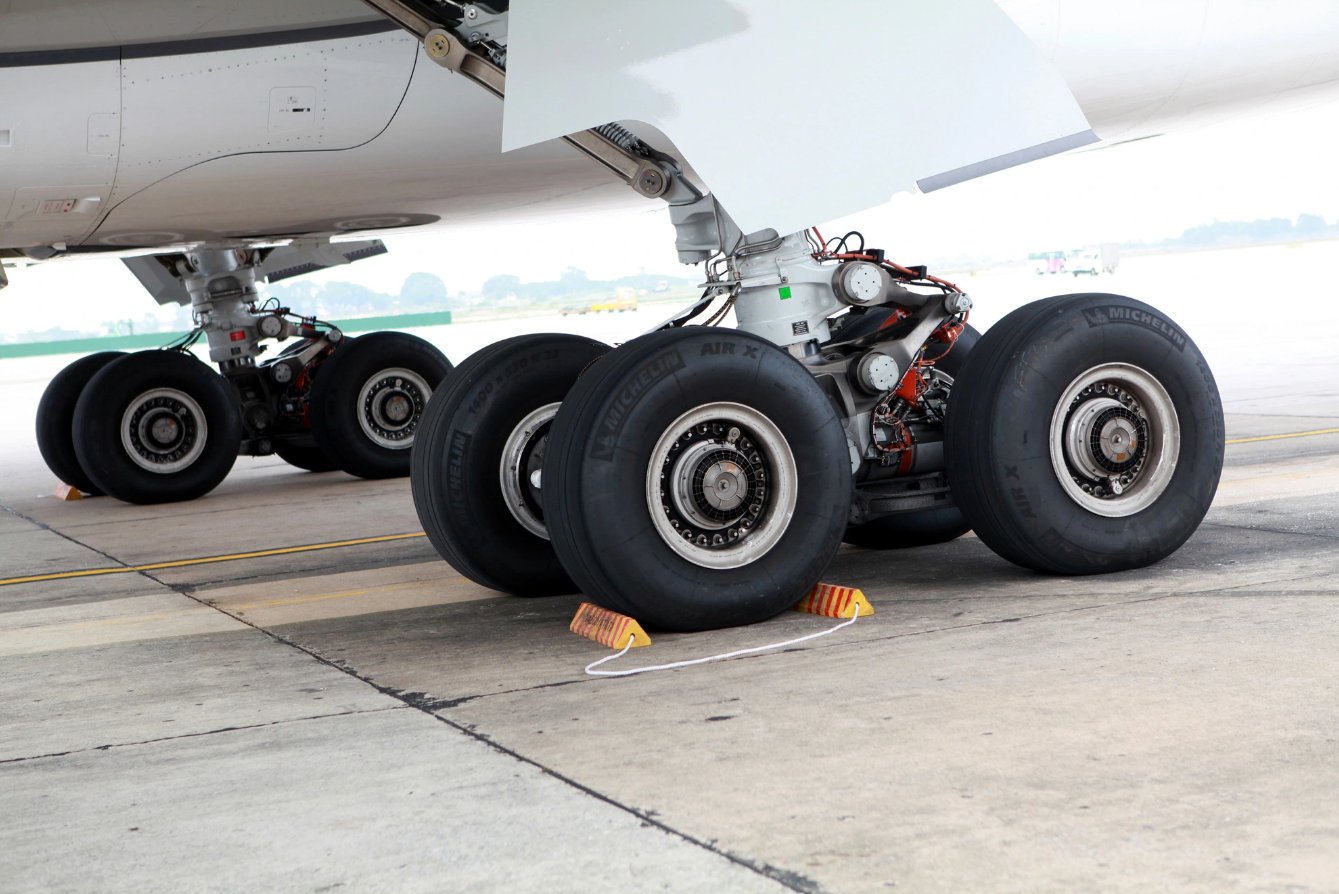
[347,16,1221,630]
[412,231,1222,632]
[36,248,451,504]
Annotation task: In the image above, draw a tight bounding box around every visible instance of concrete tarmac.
[3,307,1339,889]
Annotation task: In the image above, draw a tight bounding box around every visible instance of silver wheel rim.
[357,367,431,450]
[646,402,798,570]
[120,388,208,474]
[1048,362,1180,518]
[500,402,560,540]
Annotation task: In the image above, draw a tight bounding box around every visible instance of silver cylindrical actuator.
[854,349,901,394]
[832,261,891,307]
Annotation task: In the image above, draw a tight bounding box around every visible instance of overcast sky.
[4,93,1339,336]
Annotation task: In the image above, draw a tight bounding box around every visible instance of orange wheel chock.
[570,602,651,649]
[792,583,873,619]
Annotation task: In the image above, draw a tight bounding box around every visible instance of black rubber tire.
[411,334,610,596]
[843,324,980,549]
[273,438,339,472]
[72,351,243,504]
[544,328,852,632]
[843,507,971,550]
[944,293,1223,574]
[35,352,124,495]
[310,332,452,479]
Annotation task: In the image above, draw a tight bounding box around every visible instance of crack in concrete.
[0,706,406,766]
[5,508,818,894]
[2,504,162,582]
[1201,520,1339,542]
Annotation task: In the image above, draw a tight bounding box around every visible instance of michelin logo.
[591,348,686,460]
[1082,306,1186,351]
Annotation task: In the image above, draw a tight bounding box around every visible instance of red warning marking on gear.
[229,331,246,341]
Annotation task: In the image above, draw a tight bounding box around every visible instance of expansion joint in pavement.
[0,706,407,766]
[0,506,822,893]
[1,504,157,582]
[254,634,825,893]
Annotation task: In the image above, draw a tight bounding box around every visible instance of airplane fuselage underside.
[2,0,1338,254]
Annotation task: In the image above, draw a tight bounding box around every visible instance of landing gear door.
[0,59,120,247]
[501,0,1095,235]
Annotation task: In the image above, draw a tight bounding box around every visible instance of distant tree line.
[266,268,693,318]
[1128,214,1339,251]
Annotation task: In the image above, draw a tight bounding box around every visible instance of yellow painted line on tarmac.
[0,532,428,588]
[1226,427,1339,445]
[3,425,1331,589]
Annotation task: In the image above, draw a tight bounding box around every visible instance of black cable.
[667,289,718,329]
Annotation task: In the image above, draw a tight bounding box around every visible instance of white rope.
[584,603,863,678]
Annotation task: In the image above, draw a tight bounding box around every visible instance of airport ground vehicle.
[1065,245,1121,276]
[559,288,638,316]
[7,0,1328,629]
[1029,251,1068,275]
[1030,245,1120,277]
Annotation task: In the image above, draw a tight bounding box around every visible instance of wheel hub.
[666,426,768,544]
[1050,364,1179,516]
[500,402,560,540]
[357,368,431,450]
[647,403,797,569]
[1062,390,1150,495]
[120,388,208,474]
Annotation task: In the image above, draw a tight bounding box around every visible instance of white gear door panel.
[108,30,417,225]
[0,59,119,247]
[503,0,1094,235]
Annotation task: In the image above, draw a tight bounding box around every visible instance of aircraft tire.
[843,324,980,549]
[944,293,1223,574]
[410,333,609,596]
[35,351,125,495]
[543,327,851,631]
[72,351,242,504]
[273,438,339,472]
[310,331,452,480]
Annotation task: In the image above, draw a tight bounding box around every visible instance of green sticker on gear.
[779,286,792,299]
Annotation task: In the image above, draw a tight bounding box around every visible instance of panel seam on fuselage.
[79,41,422,249]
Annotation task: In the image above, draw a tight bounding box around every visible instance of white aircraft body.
[2,0,1335,629]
